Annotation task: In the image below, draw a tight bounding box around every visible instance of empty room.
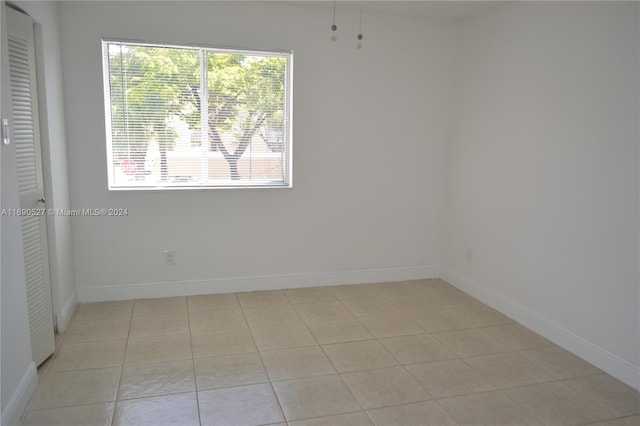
[1,1,639,425]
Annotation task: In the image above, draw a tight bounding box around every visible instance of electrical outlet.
[466,248,473,263]
[164,250,175,266]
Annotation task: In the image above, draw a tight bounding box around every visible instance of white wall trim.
[441,266,640,391]
[0,361,37,426]
[77,265,440,303]
[55,290,77,334]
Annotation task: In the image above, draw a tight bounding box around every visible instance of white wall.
[14,0,77,332]
[58,1,453,300]
[444,2,639,388]
[55,0,639,390]
[1,2,37,423]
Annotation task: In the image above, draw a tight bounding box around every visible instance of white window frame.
[101,39,293,190]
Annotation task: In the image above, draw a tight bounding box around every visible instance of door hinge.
[1,118,10,146]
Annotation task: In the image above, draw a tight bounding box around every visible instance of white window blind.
[102,40,292,189]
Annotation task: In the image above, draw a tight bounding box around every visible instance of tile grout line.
[101,300,133,426]
[348,298,445,419]
[186,295,204,426]
[329,282,560,424]
[287,288,385,420]
[236,291,289,424]
[330,284,454,425]
[289,284,461,422]
[293,286,372,423]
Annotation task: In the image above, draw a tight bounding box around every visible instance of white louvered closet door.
[7,6,55,366]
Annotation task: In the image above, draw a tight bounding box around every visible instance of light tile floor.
[24,279,639,426]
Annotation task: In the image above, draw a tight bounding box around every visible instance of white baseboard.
[441,266,640,391]
[0,362,37,426]
[55,291,78,334]
[77,265,440,303]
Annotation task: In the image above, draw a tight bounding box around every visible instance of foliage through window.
[102,41,292,189]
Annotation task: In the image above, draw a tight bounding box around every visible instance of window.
[102,40,292,189]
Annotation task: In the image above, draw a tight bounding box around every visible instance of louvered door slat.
[8,36,37,194]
